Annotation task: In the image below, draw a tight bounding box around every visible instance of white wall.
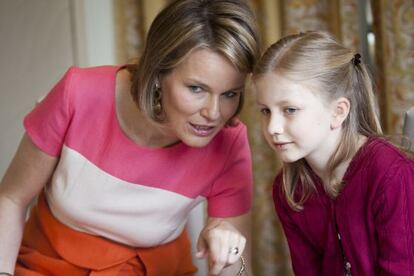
[0,0,116,177]
[0,1,206,274]
[71,0,117,67]
[0,0,74,176]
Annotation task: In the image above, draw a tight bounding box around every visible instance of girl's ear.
[331,97,350,129]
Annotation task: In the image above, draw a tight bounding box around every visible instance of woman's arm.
[0,134,58,272]
[196,212,252,275]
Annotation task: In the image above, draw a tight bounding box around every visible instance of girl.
[253,31,414,275]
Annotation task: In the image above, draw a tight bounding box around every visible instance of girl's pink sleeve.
[23,67,75,157]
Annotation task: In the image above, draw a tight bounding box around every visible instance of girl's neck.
[306,132,367,189]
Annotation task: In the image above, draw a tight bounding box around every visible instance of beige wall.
[0,0,117,176]
[0,0,74,176]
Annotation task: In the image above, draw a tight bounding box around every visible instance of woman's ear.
[331,97,350,129]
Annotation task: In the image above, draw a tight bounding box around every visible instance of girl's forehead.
[254,73,326,105]
[254,73,308,95]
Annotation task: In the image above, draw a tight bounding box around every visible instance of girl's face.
[254,73,336,164]
[160,48,246,148]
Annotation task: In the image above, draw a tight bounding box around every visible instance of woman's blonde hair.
[128,0,260,122]
[253,31,382,211]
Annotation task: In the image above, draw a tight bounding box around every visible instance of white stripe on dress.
[46,145,205,247]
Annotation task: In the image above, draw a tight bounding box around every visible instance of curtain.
[372,1,414,134]
[113,1,414,275]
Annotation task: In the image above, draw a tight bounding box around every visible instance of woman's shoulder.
[65,65,122,84]
[213,120,248,144]
[61,65,123,106]
[198,121,249,161]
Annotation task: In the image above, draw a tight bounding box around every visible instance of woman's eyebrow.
[186,78,245,92]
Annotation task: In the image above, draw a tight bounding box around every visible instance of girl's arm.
[273,185,322,276]
[0,134,58,272]
[276,210,322,276]
[374,160,414,275]
[196,212,252,275]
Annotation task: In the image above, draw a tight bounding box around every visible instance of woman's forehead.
[164,48,247,89]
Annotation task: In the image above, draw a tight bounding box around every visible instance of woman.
[0,0,260,275]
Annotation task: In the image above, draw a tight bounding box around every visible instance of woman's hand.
[196,216,249,275]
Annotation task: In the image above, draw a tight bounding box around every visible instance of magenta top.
[273,137,414,275]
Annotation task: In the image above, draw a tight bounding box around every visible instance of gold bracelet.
[237,255,246,275]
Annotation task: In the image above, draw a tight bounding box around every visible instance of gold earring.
[153,84,162,115]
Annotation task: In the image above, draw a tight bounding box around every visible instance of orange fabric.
[16,193,197,276]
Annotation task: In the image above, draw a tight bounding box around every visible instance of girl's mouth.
[273,142,292,150]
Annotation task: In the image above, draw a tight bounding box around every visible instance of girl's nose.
[267,114,284,136]
[201,96,221,121]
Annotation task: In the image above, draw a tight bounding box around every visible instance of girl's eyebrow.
[277,100,295,105]
[267,99,296,105]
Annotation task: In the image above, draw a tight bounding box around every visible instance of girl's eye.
[223,91,239,98]
[189,85,203,93]
[284,107,298,114]
[260,108,271,115]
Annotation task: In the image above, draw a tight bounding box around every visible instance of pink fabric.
[273,137,414,275]
[24,65,252,221]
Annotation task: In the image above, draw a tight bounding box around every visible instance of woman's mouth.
[189,123,216,137]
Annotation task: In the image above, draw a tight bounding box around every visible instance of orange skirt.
[16,193,197,276]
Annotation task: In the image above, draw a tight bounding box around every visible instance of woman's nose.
[201,96,221,121]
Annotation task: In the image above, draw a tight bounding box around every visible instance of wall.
[0,0,116,177]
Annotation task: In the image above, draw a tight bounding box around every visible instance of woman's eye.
[284,107,298,114]
[223,91,238,98]
[189,85,202,93]
[260,108,270,115]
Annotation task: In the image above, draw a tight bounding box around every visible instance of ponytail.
[350,57,382,135]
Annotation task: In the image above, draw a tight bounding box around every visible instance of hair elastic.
[352,53,361,66]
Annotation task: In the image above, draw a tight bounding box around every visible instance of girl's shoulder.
[272,171,285,203]
[361,136,412,165]
[352,136,414,184]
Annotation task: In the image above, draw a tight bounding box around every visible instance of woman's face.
[160,48,246,148]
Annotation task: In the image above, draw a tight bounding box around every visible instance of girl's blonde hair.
[253,31,382,211]
[128,0,260,122]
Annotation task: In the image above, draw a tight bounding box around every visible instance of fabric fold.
[16,192,196,276]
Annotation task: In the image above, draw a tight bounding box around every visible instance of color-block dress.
[16,66,253,275]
